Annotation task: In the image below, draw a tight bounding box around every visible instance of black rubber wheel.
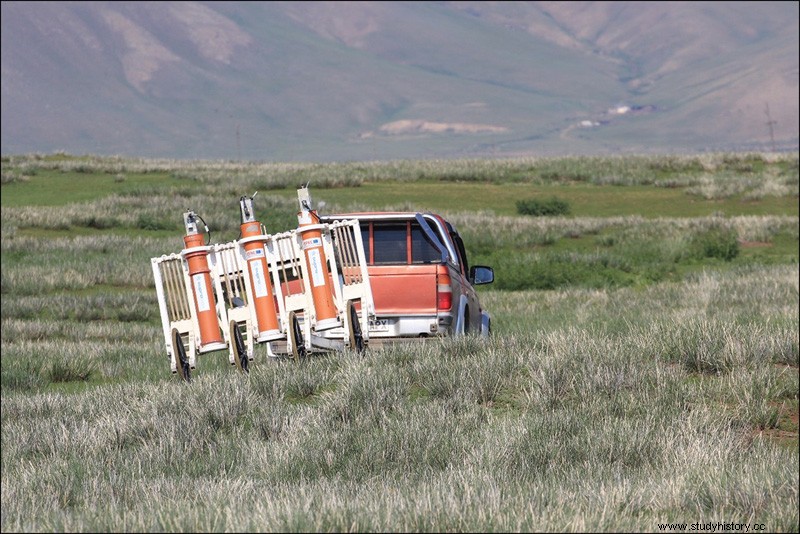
[347,300,365,353]
[230,320,249,374]
[173,329,191,383]
[288,311,306,360]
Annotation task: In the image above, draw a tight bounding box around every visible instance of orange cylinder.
[298,211,340,331]
[182,233,224,349]
[240,222,282,341]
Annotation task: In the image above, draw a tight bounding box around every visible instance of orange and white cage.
[150,187,374,381]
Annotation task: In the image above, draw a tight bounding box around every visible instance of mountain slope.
[1,1,797,161]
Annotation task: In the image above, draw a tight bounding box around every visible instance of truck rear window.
[362,221,441,265]
[410,224,441,263]
[373,224,407,264]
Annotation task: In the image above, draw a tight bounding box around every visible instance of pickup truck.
[319,212,494,342]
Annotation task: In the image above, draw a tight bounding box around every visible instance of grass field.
[1,152,798,532]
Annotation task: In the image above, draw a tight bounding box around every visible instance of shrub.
[516,197,571,216]
[81,216,122,229]
[689,227,740,261]
[47,356,95,383]
[1,171,31,184]
[136,214,174,231]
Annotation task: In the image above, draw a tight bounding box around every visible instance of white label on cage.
[303,237,322,249]
[308,248,325,287]
[250,260,269,298]
[245,248,264,260]
[192,274,211,312]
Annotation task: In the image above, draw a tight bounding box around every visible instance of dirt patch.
[759,399,799,447]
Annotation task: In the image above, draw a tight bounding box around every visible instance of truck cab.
[320,212,494,341]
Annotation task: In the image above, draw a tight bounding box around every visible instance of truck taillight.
[437,283,452,311]
[437,267,452,311]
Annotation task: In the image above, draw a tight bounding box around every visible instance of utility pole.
[764,103,777,152]
[236,123,242,161]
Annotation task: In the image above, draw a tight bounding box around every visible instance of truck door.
[450,229,481,334]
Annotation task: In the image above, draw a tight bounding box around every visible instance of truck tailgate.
[368,265,437,315]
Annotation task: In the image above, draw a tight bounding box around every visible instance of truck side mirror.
[469,265,494,285]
